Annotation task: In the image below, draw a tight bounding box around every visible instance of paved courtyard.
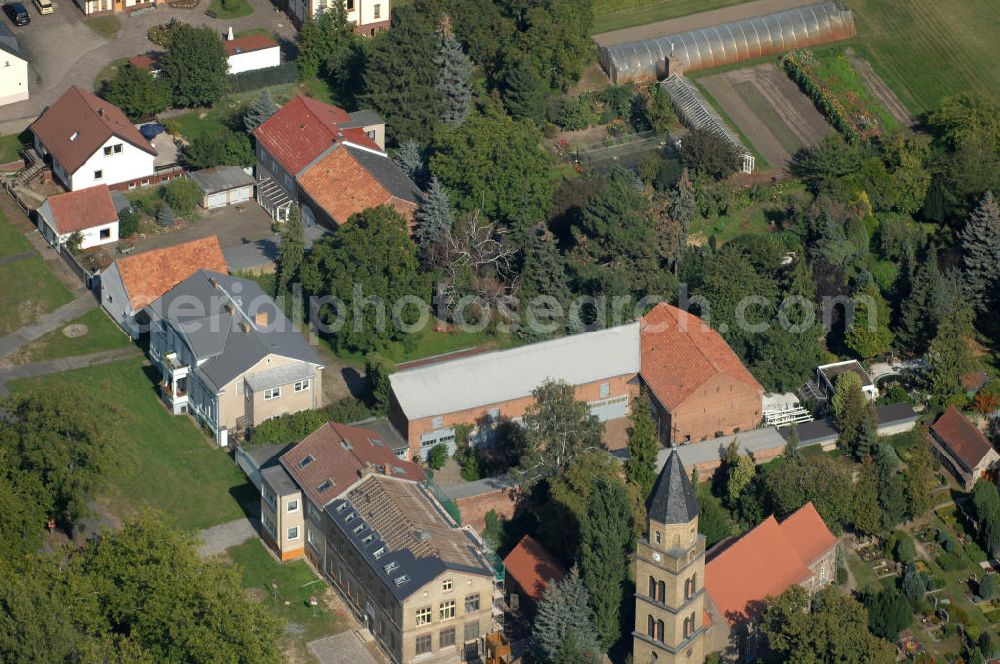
[308,631,383,664]
[0,0,298,135]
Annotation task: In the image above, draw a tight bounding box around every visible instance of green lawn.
[331,323,520,369]
[226,539,345,650]
[797,47,899,135]
[0,257,74,335]
[11,308,131,364]
[234,27,273,38]
[0,208,33,257]
[690,204,778,246]
[9,358,255,531]
[592,0,748,34]
[208,0,254,18]
[846,549,880,592]
[84,15,120,39]
[850,0,1000,115]
[0,133,23,164]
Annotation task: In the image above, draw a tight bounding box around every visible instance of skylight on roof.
[298,454,315,469]
[345,512,356,522]
[336,502,347,512]
[394,575,410,586]
[384,561,399,573]
[362,533,374,544]
[373,547,386,559]
[369,438,382,447]
[391,466,408,475]
[69,131,78,142]
[316,479,334,494]
[340,440,352,450]
[353,523,365,534]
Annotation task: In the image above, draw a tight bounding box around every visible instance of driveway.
[308,632,383,664]
[0,0,299,134]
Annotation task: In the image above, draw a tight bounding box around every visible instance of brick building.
[930,407,999,490]
[640,304,763,444]
[257,422,503,663]
[387,322,642,459]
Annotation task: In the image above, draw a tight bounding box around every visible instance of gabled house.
[37,184,119,251]
[101,236,229,338]
[30,86,156,191]
[502,535,566,615]
[930,407,999,490]
[147,270,324,445]
[224,33,281,75]
[256,420,501,663]
[77,0,154,15]
[253,96,419,227]
[387,322,642,459]
[640,303,764,444]
[284,0,390,35]
[0,23,29,107]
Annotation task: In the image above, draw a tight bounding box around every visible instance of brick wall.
[454,489,517,533]
[652,373,762,444]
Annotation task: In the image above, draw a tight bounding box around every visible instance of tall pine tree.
[578,477,632,650]
[896,244,942,353]
[275,203,305,299]
[501,59,548,124]
[903,426,936,519]
[434,18,472,126]
[959,190,1000,312]
[927,306,977,401]
[414,176,454,254]
[845,282,895,360]
[625,390,659,499]
[244,90,278,133]
[532,566,601,664]
[392,140,425,185]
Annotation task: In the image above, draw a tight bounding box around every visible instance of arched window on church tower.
[648,576,656,598]
[647,615,655,638]
[657,580,665,602]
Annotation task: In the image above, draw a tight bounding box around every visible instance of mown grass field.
[10,358,255,531]
[9,308,132,364]
[0,257,73,336]
[592,0,747,35]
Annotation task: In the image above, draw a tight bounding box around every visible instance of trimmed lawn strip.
[9,358,254,532]
[0,207,33,257]
[208,0,253,18]
[329,324,520,369]
[732,80,802,155]
[84,15,121,39]
[226,539,345,648]
[592,0,748,35]
[0,257,74,336]
[0,133,24,165]
[10,308,131,364]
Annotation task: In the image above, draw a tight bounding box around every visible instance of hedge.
[243,397,372,447]
[780,50,859,142]
[229,62,299,93]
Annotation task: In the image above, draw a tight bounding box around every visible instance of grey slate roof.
[188,167,254,195]
[245,441,295,468]
[648,449,699,525]
[345,145,421,204]
[341,109,384,129]
[146,270,323,392]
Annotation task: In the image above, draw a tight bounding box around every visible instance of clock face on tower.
[652,552,662,562]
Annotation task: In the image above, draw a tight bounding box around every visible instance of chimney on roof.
[255,310,269,327]
[209,277,219,288]
[335,130,344,143]
[98,107,104,117]
[382,464,391,477]
[240,321,250,334]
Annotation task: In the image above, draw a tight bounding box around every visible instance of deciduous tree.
[903,426,935,519]
[161,24,228,108]
[103,65,172,121]
[845,282,894,360]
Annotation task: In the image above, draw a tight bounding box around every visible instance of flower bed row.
[779,49,860,142]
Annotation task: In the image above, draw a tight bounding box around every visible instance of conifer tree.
[668,168,696,259]
[625,390,659,498]
[414,176,454,254]
[578,477,632,649]
[927,306,977,401]
[156,202,175,227]
[904,426,935,519]
[244,90,278,133]
[393,140,425,184]
[959,190,1000,312]
[532,566,601,664]
[275,204,305,298]
[502,60,548,124]
[846,282,895,360]
[434,18,472,126]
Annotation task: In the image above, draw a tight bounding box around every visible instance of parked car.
[3,2,29,24]
[32,0,52,13]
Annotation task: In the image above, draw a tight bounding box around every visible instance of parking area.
[10,1,105,88]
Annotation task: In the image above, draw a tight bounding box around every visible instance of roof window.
[297,454,315,469]
[384,561,399,573]
[316,479,334,494]
[394,575,410,586]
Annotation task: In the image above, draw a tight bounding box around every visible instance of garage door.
[229,186,251,205]
[206,192,228,209]
[589,395,629,421]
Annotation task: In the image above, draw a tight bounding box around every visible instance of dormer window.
[384,561,399,573]
[373,547,386,559]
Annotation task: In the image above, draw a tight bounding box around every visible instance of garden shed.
[599,0,856,83]
[188,166,254,209]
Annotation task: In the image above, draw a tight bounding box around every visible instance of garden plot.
[698,62,832,168]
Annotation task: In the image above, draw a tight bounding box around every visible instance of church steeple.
[633,450,706,664]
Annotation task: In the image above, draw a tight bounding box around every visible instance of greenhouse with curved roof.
[598,0,856,83]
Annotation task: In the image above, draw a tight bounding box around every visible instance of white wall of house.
[228,47,281,75]
[66,136,155,191]
[100,262,140,338]
[0,56,28,107]
[40,217,119,251]
[305,0,387,28]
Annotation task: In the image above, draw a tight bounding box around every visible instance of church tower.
[633,450,706,664]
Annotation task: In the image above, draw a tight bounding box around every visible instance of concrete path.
[197,515,259,558]
[308,631,381,664]
[0,292,98,359]
[0,346,140,394]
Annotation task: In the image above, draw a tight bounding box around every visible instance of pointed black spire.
[648,449,699,524]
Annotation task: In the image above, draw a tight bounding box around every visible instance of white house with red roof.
[29,86,156,191]
[37,185,119,251]
[224,32,281,75]
[285,0,390,35]
[253,96,420,229]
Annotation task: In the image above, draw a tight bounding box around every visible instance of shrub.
[162,177,201,215]
[117,206,140,238]
[364,353,393,415]
[936,552,965,572]
[147,21,178,47]
[555,95,596,131]
[893,532,917,563]
[836,565,848,585]
[980,574,997,601]
[245,397,371,447]
[182,128,253,169]
[229,62,299,93]
[427,443,448,470]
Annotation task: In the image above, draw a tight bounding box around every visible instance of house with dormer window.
[29,86,156,191]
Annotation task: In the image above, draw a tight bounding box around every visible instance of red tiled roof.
[705,502,836,624]
[46,185,117,234]
[224,34,278,56]
[931,407,996,473]
[280,422,426,507]
[30,86,156,175]
[116,236,228,311]
[297,145,394,225]
[640,303,763,410]
[128,53,161,71]
[253,96,380,176]
[503,535,567,603]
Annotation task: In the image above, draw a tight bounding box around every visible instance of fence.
[575,130,666,168]
[425,473,463,525]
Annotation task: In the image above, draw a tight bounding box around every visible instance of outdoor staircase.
[15,148,45,186]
